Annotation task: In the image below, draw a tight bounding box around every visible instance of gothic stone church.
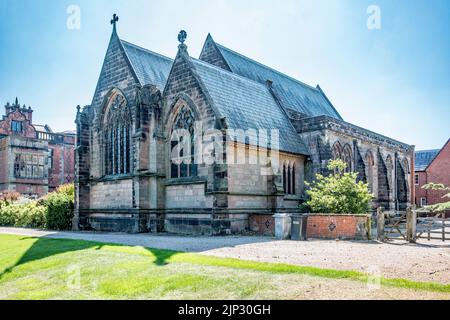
[73,19,415,235]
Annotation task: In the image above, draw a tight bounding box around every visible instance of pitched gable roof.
[109,35,311,155]
[191,58,309,155]
[120,40,173,90]
[200,36,342,120]
[415,149,440,171]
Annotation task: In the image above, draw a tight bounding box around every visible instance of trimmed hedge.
[0,184,74,230]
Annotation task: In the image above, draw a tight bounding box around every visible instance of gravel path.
[1,227,449,284]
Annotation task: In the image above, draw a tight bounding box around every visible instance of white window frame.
[420,197,427,207]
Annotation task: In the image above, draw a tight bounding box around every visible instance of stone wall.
[165,183,214,209]
[227,143,306,210]
[90,179,133,209]
[89,32,139,179]
[199,35,232,71]
[297,115,414,210]
[248,214,274,235]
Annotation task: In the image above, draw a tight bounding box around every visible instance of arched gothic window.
[343,144,353,172]
[102,92,132,176]
[170,105,197,179]
[287,165,292,194]
[366,151,375,193]
[385,155,393,189]
[282,161,296,195]
[332,142,343,160]
[292,164,296,195]
[402,158,410,175]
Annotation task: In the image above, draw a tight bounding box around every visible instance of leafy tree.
[303,159,373,214]
[421,183,450,212]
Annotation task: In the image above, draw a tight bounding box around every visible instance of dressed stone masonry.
[73,16,414,235]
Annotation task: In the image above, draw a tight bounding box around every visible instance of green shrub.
[0,203,19,226]
[0,202,46,229]
[15,202,46,229]
[304,159,373,215]
[0,184,74,230]
[39,184,75,230]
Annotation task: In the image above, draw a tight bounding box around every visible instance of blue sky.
[0,0,449,150]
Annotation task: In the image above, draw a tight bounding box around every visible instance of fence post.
[406,207,417,243]
[377,207,385,241]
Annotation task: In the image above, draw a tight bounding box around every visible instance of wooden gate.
[377,208,450,242]
[416,212,450,242]
[377,208,409,241]
[377,208,416,242]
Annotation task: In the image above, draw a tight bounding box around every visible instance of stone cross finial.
[111,14,119,28]
[178,30,187,44]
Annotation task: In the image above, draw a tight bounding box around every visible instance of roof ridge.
[215,42,319,92]
[121,39,173,62]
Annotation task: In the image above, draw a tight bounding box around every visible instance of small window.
[414,174,419,185]
[11,121,23,133]
[13,153,46,179]
[48,149,54,169]
[420,197,427,207]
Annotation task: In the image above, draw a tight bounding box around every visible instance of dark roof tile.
[415,150,439,171]
[192,59,309,155]
[214,43,343,120]
[121,40,173,89]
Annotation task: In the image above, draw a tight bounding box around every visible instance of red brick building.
[0,98,75,198]
[414,139,450,211]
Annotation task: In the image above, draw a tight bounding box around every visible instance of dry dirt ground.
[0,227,449,284]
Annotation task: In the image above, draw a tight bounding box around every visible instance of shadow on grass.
[0,236,177,280]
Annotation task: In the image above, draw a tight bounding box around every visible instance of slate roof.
[117,38,309,154]
[192,58,310,155]
[213,43,343,120]
[121,40,173,90]
[415,150,440,171]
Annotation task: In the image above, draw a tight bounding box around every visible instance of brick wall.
[414,171,428,206]
[0,109,36,138]
[48,143,75,191]
[0,136,49,197]
[306,214,371,240]
[415,140,450,212]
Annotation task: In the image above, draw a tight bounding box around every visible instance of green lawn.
[0,234,448,300]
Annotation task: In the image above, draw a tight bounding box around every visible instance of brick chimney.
[23,106,33,123]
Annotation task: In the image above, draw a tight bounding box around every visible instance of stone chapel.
[73,16,415,235]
